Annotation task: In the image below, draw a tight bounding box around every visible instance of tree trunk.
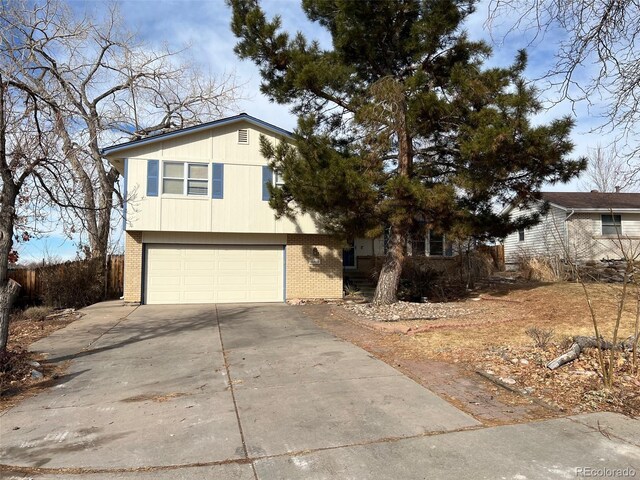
[0,279,21,352]
[372,89,412,306]
[373,227,406,305]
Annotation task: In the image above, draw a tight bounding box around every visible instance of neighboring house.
[502,192,640,268]
[102,113,343,305]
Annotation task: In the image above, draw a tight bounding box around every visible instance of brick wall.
[286,234,343,299]
[124,231,143,303]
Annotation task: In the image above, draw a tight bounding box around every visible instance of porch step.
[344,271,376,299]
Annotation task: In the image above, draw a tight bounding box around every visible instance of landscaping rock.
[30,370,43,379]
[342,300,475,322]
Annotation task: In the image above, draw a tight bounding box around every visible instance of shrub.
[525,326,555,349]
[15,306,54,322]
[379,251,494,302]
[517,254,568,282]
[39,258,105,309]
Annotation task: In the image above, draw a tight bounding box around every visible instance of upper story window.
[518,228,525,242]
[162,161,208,196]
[238,128,249,144]
[275,171,285,186]
[601,214,622,236]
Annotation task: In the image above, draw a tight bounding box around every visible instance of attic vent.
[238,129,249,144]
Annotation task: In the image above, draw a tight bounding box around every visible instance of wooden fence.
[477,244,505,271]
[8,255,124,304]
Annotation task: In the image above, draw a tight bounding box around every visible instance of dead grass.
[409,282,638,355]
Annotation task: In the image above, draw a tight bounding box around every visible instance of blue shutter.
[146,160,159,197]
[212,163,224,199]
[262,165,272,201]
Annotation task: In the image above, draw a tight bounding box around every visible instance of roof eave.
[100,114,293,158]
[567,208,640,213]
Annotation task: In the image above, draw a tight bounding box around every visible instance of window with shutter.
[161,161,209,196]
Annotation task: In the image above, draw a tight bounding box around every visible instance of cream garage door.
[145,244,284,304]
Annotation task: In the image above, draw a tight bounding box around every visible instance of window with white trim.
[275,171,285,186]
[428,230,445,256]
[601,214,622,236]
[162,161,208,196]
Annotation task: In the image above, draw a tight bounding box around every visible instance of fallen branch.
[44,308,76,320]
[547,335,638,370]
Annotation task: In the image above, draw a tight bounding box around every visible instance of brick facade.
[124,231,143,303]
[286,234,343,300]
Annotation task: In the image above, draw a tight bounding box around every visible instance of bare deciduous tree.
[0,75,59,352]
[1,0,243,263]
[581,145,640,193]
[487,0,640,158]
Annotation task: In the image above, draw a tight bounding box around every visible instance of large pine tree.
[229,0,585,304]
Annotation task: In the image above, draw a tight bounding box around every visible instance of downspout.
[564,209,575,264]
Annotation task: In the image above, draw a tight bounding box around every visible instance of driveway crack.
[215,305,258,480]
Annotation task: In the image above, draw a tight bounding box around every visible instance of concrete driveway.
[1,302,638,479]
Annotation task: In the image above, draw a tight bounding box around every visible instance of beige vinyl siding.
[145,244,284,304]
[503,204,567,266]
[142,232,287,245]
[122,121,321,234]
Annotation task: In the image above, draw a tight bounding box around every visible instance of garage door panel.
[145,245,283,304]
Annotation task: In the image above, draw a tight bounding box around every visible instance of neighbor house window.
[518,228,525,242]
[601,214,622,236]
[162,161,208,196]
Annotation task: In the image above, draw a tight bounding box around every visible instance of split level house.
[502,191,640,268]
[103,113,453,305]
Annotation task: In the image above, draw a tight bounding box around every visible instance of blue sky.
[17,0,613,263]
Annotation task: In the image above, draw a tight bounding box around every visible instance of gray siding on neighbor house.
[566,212,640,261]
[503,204,567,266]
[504,208,640,266]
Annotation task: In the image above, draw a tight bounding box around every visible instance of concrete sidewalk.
[1,303,638,479]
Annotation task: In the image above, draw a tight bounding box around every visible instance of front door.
[343,241,356,269]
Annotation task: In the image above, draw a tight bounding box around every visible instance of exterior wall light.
[310,247,321,265]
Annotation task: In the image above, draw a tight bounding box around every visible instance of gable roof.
[542,192,640,210]
[100,113,293,157]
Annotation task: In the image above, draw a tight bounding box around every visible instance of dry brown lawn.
[408,282,638,356]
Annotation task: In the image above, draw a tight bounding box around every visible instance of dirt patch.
[329,281,640,418]
[1,308,81,412]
